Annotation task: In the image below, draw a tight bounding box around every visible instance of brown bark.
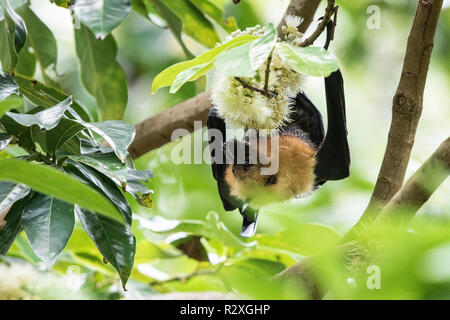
[277,0,322,34]
[129,92,211,158]
[377,136,450,224]
[355,0,444,225]
[129,0,322,159]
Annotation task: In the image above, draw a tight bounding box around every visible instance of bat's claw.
[240,215,257,238]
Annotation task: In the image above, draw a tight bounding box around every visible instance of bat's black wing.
[283,92,325,149]
[314,69,350,185]
[207,107,259,237]
[207,107,237,211]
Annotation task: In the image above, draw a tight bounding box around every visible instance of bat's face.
[225,135,317,208]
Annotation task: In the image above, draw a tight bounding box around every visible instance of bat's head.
[224,135,317,208]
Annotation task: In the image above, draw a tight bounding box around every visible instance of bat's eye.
[265,175,277,186]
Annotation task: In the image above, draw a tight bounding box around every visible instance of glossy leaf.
[249,23,276,71]
[76,206,136,287]
[277,43,339,77]
[5,96,72,130]
[78,120,135,163]
[68,152,127,185]
[152,34,257,93]
[14,74,91,121]
[214,41,254,77]
[187,0,238,33]
[0,95,22,117]
[45,117,85,155]
[169,62,212,94]
[64,160,132,225]
[16,5,57,68]
[0,158,124,222]
[0,195,28,255]
[74,25,128,121]
[0,181,29,214]
[0,0,27,72]
[0,132,13,151]
[73,0,131,39]
[0,71,19,100]
[21,193,74,268]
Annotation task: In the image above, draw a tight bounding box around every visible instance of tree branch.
[353,0,444,226]
[275,0,445,297]
[377,136,450,225]
[129,0,323,159]
[277,0,322,35]
[129,91,211,158]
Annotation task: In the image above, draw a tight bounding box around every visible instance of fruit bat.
[207,22,350,237]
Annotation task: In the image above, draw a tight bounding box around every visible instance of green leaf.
[136,212,255,250]
[0,158,124,222]
[152,34,256,93]
[78,120,135,163]
[0,71,19,100]
[45,117,85,155]
[74,25,128,121]
[15,40,36,76]
[187,0,238,33]
[64,159,132,225]
[68,152,127,185]
[277,43,339,77]
[169,62,213,94]
[0,195,28,255]
[0,95,22,117]
[76,206,136,287]
[249,23,276,71]
[5,96,72,130]
[0,0,27,72]
[21,193,74,268]
[214,41,254,77]
[0,132,13,150]
[0,107,37,151]
[14,74,91,121]
[0,181,29,213]
[73,0,131,39]
[16,5,57,69]
[256,223,341,256]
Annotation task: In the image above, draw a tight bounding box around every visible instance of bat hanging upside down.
[207,28,350,238]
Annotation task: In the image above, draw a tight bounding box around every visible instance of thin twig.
[299,0,337,47]
[234,77,276,98]
[264,51,273,91]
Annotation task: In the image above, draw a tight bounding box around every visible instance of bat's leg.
[314,69,350,185]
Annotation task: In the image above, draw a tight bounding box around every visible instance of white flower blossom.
[284,15,304,29]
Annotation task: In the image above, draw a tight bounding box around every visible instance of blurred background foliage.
[1,0,449,299]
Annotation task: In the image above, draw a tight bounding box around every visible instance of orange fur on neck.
[225,135,317,208]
